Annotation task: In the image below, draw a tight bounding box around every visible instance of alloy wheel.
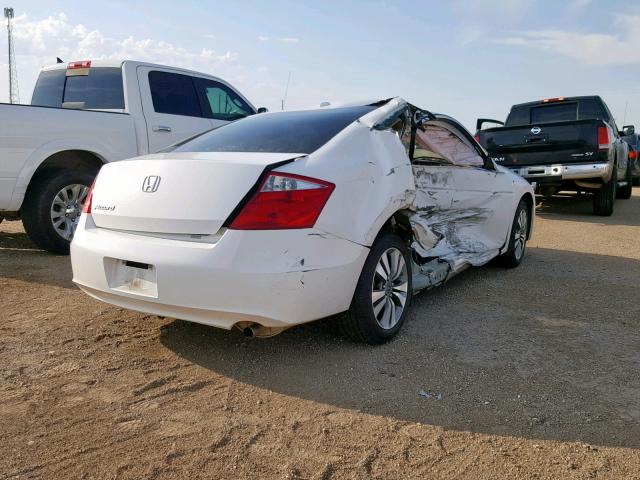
[514,208,528,261]
[50,184,89,241]
[371,247,409,330]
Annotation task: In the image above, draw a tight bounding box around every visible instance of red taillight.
[474,133,481,143]
[598,126,611,150]
[229,172,335,230]
[630,150,639,160]
[68,60,91,69]
[82,181,95,214]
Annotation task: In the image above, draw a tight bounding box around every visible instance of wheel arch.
[24,150,105,206]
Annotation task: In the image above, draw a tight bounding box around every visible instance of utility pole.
[4,7,19,104]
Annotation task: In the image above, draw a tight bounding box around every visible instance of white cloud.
[0,12,239,103]
[256,35,299,44]
[497,14,640,65]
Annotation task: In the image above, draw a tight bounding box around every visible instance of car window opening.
[413,124,484,167]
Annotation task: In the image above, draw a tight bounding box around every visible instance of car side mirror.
[257,107,269,114]
[623,125,635,136]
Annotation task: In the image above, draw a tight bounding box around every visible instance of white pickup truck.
[0,59,261,253]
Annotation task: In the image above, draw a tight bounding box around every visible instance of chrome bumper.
[509,162,611,181]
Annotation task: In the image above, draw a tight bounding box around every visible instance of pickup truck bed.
[477,96,633,216]
[0,103,137,210]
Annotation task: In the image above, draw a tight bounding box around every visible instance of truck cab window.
[63,68,125,110]
[31,70,66,107]
[148,71,202,117]
[194,78,254,121]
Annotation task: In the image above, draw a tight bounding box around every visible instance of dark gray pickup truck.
[476,96,634,216]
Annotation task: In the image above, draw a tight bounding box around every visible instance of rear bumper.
[508,162,611,183]
[71,215,369,330]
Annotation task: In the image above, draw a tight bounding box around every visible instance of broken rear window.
[171,105,376,154]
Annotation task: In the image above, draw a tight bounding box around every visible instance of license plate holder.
[104,257,158,297]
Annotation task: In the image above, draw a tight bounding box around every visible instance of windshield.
[170,105,377,154]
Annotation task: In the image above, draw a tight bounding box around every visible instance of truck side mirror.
[257,107,269,114]
[476,118,505,131]
[623,125,635,136]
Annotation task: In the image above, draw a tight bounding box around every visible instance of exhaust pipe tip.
[243,327,255,338]
[235,322,288,338]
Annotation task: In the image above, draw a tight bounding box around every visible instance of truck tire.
[22,169,95,254]
[593,165,617,216]
[339,232,412,344]
[617,163,633,200]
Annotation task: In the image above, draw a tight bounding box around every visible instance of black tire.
[339,232,412,344]
[496,199,529,268]
[22,169,95,254]
[593,165,617,216]
[617,163,633,200]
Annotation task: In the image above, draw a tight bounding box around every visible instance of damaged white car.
[71,98,534,344]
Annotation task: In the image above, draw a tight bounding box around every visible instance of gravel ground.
[1,189,639,479]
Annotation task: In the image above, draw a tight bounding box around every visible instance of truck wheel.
[339,232,412,344]
[617,164,633,200]
[496,199,529,268]
[22,169,95,254]
[593,165,617,216]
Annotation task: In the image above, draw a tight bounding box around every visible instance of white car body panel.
[71,98,534,332]
[0,60,255,213]
[91,152,301,234]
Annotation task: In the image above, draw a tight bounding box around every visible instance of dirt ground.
[1,189,640,479]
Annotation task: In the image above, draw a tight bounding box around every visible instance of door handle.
[152,125,172,132]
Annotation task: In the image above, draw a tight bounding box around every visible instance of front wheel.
[339,232,412,344]
[497,199,529,268]
[22,169,95,254]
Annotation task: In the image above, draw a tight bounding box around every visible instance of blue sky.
[2,0,640,130]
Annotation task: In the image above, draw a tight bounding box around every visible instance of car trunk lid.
[90,152,301,234]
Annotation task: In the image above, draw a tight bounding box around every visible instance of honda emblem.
[142,175,161,193]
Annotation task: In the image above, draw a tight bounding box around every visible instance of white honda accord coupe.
[71,98,534,344]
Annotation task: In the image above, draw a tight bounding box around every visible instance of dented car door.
[408,117,511,271]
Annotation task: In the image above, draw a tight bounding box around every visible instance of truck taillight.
[630,150,639,160]
[542,97,565,103]
[598,126,611,150]
[68,60,91,69]
[82,181,95,214]
[229,172,335,230]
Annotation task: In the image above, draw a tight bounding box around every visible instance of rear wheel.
[497,199,529,268]
[339,232,412,344]
[617,163,633,200]
[22,169,95,254]
[593,165,617,216]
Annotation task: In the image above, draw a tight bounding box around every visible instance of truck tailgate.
[479,119,603,167]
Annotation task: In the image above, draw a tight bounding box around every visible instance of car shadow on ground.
[160,246,640,449]
[0,229,41,251]
[536,187,640,226]
[0,222,75,289]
